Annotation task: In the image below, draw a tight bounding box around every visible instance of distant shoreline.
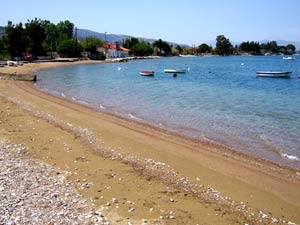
[0,56,161,75]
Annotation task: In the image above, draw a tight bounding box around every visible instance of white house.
[103,43,130,58]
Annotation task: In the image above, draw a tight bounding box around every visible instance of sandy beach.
[1,60,300,224]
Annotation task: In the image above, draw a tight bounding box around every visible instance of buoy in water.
[173,73,177,78]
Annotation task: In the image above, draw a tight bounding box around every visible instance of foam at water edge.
[76,100,90,106]
[281,153,300,161]
[128,113,141,121]
[99,104,106,109]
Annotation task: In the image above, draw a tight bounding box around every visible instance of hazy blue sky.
[1,0,300,45]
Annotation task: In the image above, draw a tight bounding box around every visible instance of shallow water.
[36,56,300,168]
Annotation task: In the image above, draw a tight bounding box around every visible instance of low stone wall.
[0,73,36,82]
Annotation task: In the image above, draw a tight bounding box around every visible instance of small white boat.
[256,71,291,78]
[282,56,295,60]
[7,61,17,66]
[140,70,154,76]
[164,69,186,74]
[179,54,196,58]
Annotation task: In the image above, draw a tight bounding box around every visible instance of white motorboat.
[282,56,295,60]
[164,69,186,74]
[7,61,18,66]
[256,71,291,78]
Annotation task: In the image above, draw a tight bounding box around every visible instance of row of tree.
[0,18,297,60]
[122,38,187,56]
[0,18,176,59]
[0,18,106,59]
[2,18,77,58]
[122,35,297,57]
[123,37,154,56]
[197,35,296,56]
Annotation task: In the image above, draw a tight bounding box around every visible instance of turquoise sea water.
[36,56,300,168]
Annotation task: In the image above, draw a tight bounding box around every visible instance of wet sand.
[0,61,300,224]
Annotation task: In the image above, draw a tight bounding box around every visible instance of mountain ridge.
[76,28,187,47]
[77,29,300,50]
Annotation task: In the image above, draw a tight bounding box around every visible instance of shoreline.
[31,79,300,174]
[0,56,161,75]
[1,60,300,224]
[33,59,299,171]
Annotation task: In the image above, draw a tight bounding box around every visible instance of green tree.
[57,20,74,40]
[153,39,164,55]
[25,18,48,57]
[55,20,77,57]
[82,37,104,53]
[0,38,4,51]
[43,22,59,56]
[239,41,261,55]
[131,41,153,56]
[197,43,211,54]
[215,35,233,55]
[123,37,139,50]
[153,39,171,56]
[4,21,28,58]
[268,41,278,53]
[122,38,154,56]
[286,44,296,54]
[278,46,287,54]
[57,39,81,57]
[0,38,6,59]
[261,41,278,54]
[171,47,179,56]
[175,45,183,54]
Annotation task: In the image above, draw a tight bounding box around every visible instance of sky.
[1,0,300,46]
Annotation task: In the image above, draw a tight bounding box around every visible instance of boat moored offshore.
[140,70,154,76]
[282,56,295,60]
[256,71,292,78]
[164,69,186,74]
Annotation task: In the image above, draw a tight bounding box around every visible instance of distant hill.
[77,29,131,43]
[77,28,187,47]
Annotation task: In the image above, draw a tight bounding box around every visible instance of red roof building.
[102,42,130,58]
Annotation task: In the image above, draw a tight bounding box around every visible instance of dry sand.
[0,61,300,224]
